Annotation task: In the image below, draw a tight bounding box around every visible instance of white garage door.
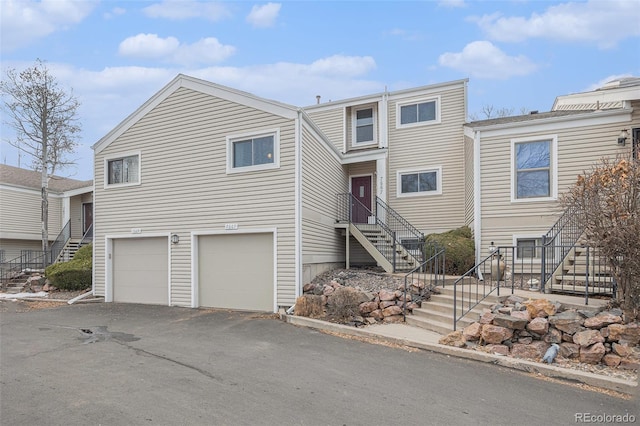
[112,237,168,305]
[198,233,274,311]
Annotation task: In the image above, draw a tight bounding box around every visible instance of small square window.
[516,238,542,259]
[106,154,140,186]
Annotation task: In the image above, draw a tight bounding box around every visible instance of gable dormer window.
[352,106,376,146]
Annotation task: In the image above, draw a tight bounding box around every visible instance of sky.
[1,0,639,181]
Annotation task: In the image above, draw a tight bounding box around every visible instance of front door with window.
[83,203,93,234]
[351,176,372,223]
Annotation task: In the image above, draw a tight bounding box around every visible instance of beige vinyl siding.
[478,112,640,254]
[0,239,43,260]
[94,87,297,308]
[301,124,348,269]
[463,135,475,230]
[387,84,467,235]
[0,187,63,240]
[306,108,345,151]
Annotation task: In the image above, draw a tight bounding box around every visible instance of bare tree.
[0,59,81,261]
[469,105,529,121]
[561,154,640,322]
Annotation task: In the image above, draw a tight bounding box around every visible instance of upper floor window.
[105,153,140,187]
[512,137,556,201]
[397,97,440,128]
[227,129,280,173]
[397,167,442,197]
[352,106,376,146]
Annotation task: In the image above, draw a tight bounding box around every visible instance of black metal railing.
[80,223,93,246]
[50,220,71,264]
[338,193,425,271]
[375,197,425,263]
[0,250,48,284]
[452,247,516,330]
[540,204,584,291]
[402,246,446,320]
[544,244,616,304]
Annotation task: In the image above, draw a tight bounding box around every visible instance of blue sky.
[1,0,639,180]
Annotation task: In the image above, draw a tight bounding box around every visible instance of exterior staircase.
[55,240,82,263]
[406,285,500,334]
[550,243,614,295]
[349,224,419,273]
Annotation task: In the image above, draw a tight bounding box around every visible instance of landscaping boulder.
[524,299,556,318]
[439,331,466,348]
[526,317,549,335]
[584,312,623,329]
[573,329,605,347]
[579,343,606,364]
[493,314,528,330]
[462,322,483,341]
[549,311,584,334]
[481,325,513,344]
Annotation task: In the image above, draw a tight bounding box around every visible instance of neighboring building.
[92,74,639,312]
[463,77,640,265]
[0,164,93,262]
[91,74,468,311]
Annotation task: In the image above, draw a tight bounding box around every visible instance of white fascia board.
[93,74,298,154]
[62,185,93,197]
[341,149,387,165]
[465,109,633,138]
[0,184,63,197]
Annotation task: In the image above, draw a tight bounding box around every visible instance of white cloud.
[439,41,539,79]
[438,0,466,8]
[143,0,231,21]
[104,7,126,20]
[0,0,97,52]
[246,3,281,28]
[585,74,634,91]
[118,34,236,65]
[473,0,640,48]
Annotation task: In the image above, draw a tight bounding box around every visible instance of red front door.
[83,203,93,234]
[351,176,372,223]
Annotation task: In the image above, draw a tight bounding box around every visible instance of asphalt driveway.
[1,302,637,425]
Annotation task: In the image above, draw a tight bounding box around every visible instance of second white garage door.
[198,233,274,311]
[112,237,168,305]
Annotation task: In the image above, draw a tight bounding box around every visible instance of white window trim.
[103,150,141,189]
[396,166,442,198]
[226,128,280,174]
[395,96,441,129]
[351,105,377,147]
[512,234,543,262]
[510,135,558,203]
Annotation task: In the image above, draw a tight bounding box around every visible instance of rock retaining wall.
[295,280,430,325]
[439,295,640,370]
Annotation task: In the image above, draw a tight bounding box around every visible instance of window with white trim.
[513,139,552,199]
[227,130,279,173]
[352,106,375,145]
[397,97,439,128]
[106,154,140,186]
[516,238,542,259]
[397,167,442,197]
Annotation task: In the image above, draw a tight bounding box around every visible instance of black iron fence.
[403,246,446,320]
[0,250,48,284]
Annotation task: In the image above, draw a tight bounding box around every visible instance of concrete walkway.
[283,289,638,396]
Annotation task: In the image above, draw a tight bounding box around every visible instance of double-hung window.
[397,97,440,128]
[352,106,376,146]
[227,129,280,173]
[105,153,140,187]
[397,167,442,197]
[512,137,556,201]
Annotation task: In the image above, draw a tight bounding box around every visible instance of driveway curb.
[283,314,638,396]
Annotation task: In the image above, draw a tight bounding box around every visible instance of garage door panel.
[198,233,273,311]
[113,237,168,305]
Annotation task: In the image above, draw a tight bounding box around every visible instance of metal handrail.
[402,247,446,320]
[452,247,515,330]
[80,223,93,246]
[337,193,421,271]
[0,250,48,284]
[540,204,584,291]
[49,220,71,264]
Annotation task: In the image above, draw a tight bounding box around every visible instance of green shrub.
[425,227,475,275]
[45,244,92,291]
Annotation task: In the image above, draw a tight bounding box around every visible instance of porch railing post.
[540,235,547,293]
